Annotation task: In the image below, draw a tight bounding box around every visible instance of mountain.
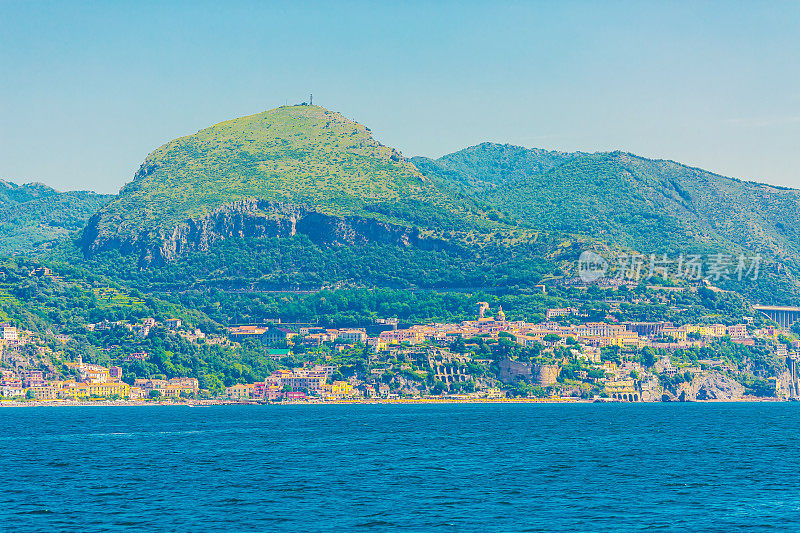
[0,180,113,255]
[71,106,800,302]
[414,143,800,265]
[81,104,487,264]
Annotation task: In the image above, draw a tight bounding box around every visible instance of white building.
[1,325,18,341]
[337,329,367,343]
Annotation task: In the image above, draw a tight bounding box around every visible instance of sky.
[1,1,799,194]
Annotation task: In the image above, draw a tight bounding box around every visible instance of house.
[23,370,45,388]
[262,327,296,345]
[226,383,255,399]
[1,324,18,341]
[727,324,748,340]
[165,318,182,330]
[337,329,367,343]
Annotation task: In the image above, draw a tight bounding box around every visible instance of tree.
[431,380,448,395]
[640,347,656,367]
[25,389,35,400]
[450,336,467,354]
[149,390,162,399]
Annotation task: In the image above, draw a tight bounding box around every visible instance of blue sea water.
[2,402,800,532]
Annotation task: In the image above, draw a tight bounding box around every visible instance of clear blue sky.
[1,1,799,193]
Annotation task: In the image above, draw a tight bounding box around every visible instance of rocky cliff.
[498,358,561,386]
[675,371,745,401]
[80,198,452,266]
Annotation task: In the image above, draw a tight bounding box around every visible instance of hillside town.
[3,296,799,405]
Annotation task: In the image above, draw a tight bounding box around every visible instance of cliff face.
[674,371,745,401]
[80,198,451,265]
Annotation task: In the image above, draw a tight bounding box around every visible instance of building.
[72,362,111,384]
[727,324,748,340]
[23,370,45,388]
[605,379,639,401]
[165,318,182,330]
[625,321,674,338]
[229,325,267,337]
[61,381,131,399]
[266,348,291,361]
[546,308,577,319]
[29,385,59,400]
[684,324,727,338]
[575,322,625,338]
[1,324,18,341]
[125,352,149,362]
[109,366,123,380]
[321,380,355,399]
[226,383,255,399]
[134,377,199,398]
[337,329,367,343]
[0,385,24,398]
[263,327,296,345]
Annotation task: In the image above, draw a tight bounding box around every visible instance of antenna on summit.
[309,93,313,106]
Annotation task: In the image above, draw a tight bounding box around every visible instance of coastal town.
[3,290,799,405]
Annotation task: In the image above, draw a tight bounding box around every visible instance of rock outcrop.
[80,198,452,266]
[497,358,561,386]
[676,371,745,401]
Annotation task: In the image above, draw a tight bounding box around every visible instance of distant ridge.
[0,179,113,255]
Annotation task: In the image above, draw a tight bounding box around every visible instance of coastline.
[0,396,787,408]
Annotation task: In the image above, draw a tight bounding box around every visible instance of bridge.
[753,305,800,330]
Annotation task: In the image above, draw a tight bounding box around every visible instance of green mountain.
[414,143,800,265]
[0,180,113,255]
[412,143,800,303]
[71,106,800,303]
[81,104,485,263]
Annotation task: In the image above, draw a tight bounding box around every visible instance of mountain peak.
[82,105,451,257]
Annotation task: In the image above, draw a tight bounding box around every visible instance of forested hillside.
[0,180,113,255]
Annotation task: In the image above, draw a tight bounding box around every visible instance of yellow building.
[226,383,255,399]
[62,381,131,399]
[321,380,354,398]
[29,385,59,400]
[663,327,687,341]
[684,324,726,337]
[608,332,642,348]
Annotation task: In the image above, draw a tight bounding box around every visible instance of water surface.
[2,403,799,532]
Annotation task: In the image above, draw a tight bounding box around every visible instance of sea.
[1,402,800,532]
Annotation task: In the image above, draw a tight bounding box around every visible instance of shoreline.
[0,396,789,408]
